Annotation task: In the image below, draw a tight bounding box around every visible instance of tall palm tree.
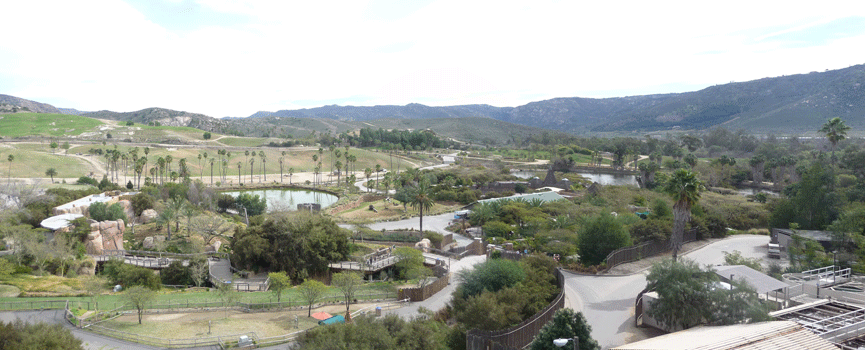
[259,151,266,182]
[46,167,57,183]
[249,157,255,183]
[663,169,705,262]
[209,158,215,185]
[819,117,851,166]
[237,162,242,184]
[288,167,294,184]
[410,180,435,233]
[311,154,319,187]
[278,156,284,183]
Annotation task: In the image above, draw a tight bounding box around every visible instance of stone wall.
[85,219,125,255]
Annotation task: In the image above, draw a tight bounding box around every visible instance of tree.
[268,271,291,303]
[457,258,525,299]
[216,282,240,318]
[820,117,851,165]
[189,259,209,287]
[81,275,106,312]
[45,167,57,183]
[664,169,704,261]
[6,154,13,181]
[124,286,157,324]
[393,247,424,279]
[203,131,212,139]
[577,212,633,266]
[50,141,59,153]
[61,141,70,155]
[646,258,770,330]
[332,271,362,318]
[0,320,83,350]
[530,308,599,350]
[298,279,327,317]
[409,179,435,233]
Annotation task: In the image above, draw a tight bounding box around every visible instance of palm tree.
[259,151,266,182]
[209,158,216,185]
[819,117,851,166]
[237,162,242,184]
[364,168,372,192]
[288,167,294,184]
[375,164,382,191]
[410,180,435,234]
[664,169,705,262]
[7,154,13,182]
[278,156,284,183]
[42,167,57,183]
[311,155,319,187]
[249,157,255,183]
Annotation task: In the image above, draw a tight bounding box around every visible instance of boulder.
[85,231,104,255]
[143,236,165,250]
[414,238,431,252]
[83,219,126,254]
[206,240,222,252]
[140,209,158,224]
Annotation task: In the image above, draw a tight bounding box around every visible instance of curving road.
[565,235,771,349]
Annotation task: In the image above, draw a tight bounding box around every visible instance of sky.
[2,0,865,118]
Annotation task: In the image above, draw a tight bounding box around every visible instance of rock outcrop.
[140,209,158,224]
[85,219,125,255]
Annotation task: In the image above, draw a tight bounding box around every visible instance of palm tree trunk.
[671,205,689,262]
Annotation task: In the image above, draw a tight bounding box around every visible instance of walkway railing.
[604,229,698,269]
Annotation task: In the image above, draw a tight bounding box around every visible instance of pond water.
[734,188,780,197]
[511,170,639,187]
[222,188,339,212]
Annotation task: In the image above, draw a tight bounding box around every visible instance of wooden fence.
[398,274,450,302]
[604,229,698,269]
[466,268,566,350]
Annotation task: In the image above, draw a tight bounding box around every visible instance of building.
[613,321,839,350]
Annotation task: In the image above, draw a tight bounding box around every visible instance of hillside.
[84,108,232,134]
[0,94,61,114]
[251,64,865,134]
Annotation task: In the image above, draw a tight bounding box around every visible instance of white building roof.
[612,321,838,350]
[714,265,790,294]
[40,213,84,231]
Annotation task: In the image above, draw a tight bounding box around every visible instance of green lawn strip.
[0,113,103,138]
[1,149,93,178]
[0,282,397,311]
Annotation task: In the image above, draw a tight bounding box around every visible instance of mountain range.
[2,63,864,139]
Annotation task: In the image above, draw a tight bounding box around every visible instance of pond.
[222,188,339,212]
[511,170,639,187]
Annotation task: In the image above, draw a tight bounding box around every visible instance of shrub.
[578,213,633,266]
[125,192,155,217]
[88,202,127,222]
[482,221,513,238]
[101,260,161,290]
[76,176,98,186]
[235,193,267,216]
[160,261,192,286]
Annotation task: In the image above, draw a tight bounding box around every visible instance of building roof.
[612,321,839,350]
[475,191,566,205]
[714,265,790,294]
[774,228,833,242]
[40,213,84,231]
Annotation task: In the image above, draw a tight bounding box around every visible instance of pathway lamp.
[554,337,578,350]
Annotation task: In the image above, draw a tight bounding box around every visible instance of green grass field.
[0,148,94,178]
[0,113,104,138]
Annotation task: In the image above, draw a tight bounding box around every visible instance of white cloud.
[1,0,864,118]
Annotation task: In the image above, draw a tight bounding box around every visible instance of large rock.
[206,240,222,252]
[84,219,125,255]
[140,209,158,224]
[142,236,166,250]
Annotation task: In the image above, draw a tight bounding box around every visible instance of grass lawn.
[0,113,103,138]
[217,137,272,148]
[0,149,92,178]
[0,276,398,311]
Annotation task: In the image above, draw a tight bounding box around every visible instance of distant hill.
[0,94,61,114]
[58,108,90,116]
[250,64,865,134]
[83,107,232,134]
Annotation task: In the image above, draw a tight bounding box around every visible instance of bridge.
[94,250,268,291]
[328,253,442,273]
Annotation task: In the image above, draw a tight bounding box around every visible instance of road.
[385,254,487,319]
[565,234,771,349]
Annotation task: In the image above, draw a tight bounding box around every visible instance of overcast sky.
[2,1,864,118]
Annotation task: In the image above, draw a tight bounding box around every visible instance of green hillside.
[0,113,103,138]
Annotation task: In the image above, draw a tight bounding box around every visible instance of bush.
[76,176,98,186]
[101,260,161,290]
[217,194,235,212]
[629,218,672,243]
[88,202,127,222]
[578,213,633,266]
[235,193,267,216]
[125,192,155,217]
[482,221,513,238]
[160,261,192,286]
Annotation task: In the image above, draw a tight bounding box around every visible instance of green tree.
[160,260,192,286]
[577,213,633,266]
[235,192,267,216]
[298,279,327,317]
[645,258,769,330]
[216,282,240,318]
[203,131,212,140]
[393,247,424,279]
[268,271,291,303]
[0,320,83,350]
[50,141,59,153]
[332,271,362,317]
[663,169,705,261]
[45,167,57,183]
[124,286,157,324]
[820,117,851,165]
[7,154,13,181]
[409,179,435,233]
[457,258,525,299]
[530,308,599,350]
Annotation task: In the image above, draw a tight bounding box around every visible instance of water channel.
[222,188,339,212]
